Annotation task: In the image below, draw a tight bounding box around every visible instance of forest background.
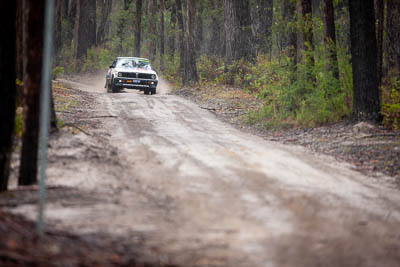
[50,0,400,129]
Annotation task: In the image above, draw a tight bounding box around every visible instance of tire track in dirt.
[7,77,400,267]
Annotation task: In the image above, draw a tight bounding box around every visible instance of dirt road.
[9,76,400,266]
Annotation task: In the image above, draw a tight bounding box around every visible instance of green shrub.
[382,77,400,129]
[162,54,182,85]
[82,47,114,72]
[52,66,64,79]
[59,41,75,73]
[243,42,352,127]
[197,56,225,84]
[14,107,23,138]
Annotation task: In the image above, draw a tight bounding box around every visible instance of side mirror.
[109,65,114,68]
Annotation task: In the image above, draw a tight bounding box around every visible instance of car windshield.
[116,59,135,68]
[136,61,151,70]
[115,59,152,70]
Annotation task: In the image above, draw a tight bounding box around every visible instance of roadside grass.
[52,81,91,135]
[53,81,78,113]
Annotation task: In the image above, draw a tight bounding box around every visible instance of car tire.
[112,84,120,93]
[144,89,150,95]
[111,77,120,93]
[151,88,156,95]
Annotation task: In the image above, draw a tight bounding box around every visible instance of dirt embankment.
[173,85,400,186]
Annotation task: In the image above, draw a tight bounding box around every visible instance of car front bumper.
[114,78,157,89]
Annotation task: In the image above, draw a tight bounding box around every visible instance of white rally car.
[106,57,158,95]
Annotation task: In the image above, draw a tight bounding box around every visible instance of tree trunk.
[74,0,87,59]
[19,0,45,186]
[16,2,24,104]
[297,0,314,64]
[280,0,297,77]
[195,0,204,55]
[224,0,255,63]
[176,0,185,76]
[208,0,223,56]
[349,0,380,122]
[88,0,96,47]
[322,0,339,80]
[375,0,384,85]
[147,0,157,62]
[68,0,77,43]
[385,0,400,76]
[256,0,273,55]
[97,0,112,45]
[134,0,143,57]
[124,0,132,9]
[160,0,165,70]
[61,0,69,18]
[0,0,17,191]
[184,0,198,85]
[50,90,58,133]
[74,0,96,60]
[54,0,63,62]
[224,0,234,64]
[168,1,177,56]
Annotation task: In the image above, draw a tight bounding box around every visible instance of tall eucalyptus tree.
[349,0,380,122]
[0,0,17,191]
[184,0,198,85]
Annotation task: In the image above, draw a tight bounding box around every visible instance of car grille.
[120,72,137,78]
[119,72,154,79]
[138,73,153,79]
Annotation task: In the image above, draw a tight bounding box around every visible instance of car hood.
[113,67,157,75]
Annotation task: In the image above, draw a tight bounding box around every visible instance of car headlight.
[118,72,122,77]
[151,74,156,80]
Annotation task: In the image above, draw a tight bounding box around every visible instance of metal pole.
[37,0,55,237]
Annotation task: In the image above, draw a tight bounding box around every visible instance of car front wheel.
[110,76,120,93]
[112,84,120,93]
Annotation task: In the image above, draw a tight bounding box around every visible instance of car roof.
[116,57,150,62]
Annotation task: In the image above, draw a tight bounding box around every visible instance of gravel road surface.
[9,76,400,267]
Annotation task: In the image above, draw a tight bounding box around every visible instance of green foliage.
[15,78,24,87]
[257,45,351,127]
[57,118,64,129]
[216,42,352,127]
[160,54,180,83]
[197,56,225,84]
[382,77,400,129]
[58,41,76,73]
[334,3,351,55]
[81,47,114,73]
[337,43,353,108]
[14,108,23,138]
[52,66,64,79]
[185,37,353,128]
[109,5,135,56]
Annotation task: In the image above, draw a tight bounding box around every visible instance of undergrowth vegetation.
[163,48,398,129]
[160,9,398,130]
[51,1,399,130]
[162,43,353,128]
[382,76,400,129]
